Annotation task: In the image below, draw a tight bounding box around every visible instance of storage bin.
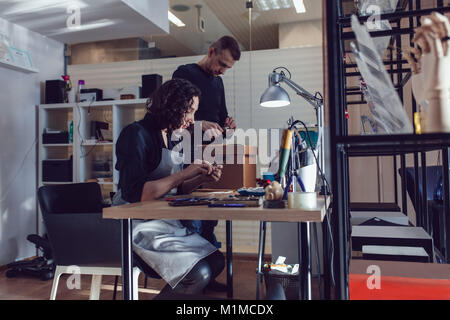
[263,267,300,300]
[43,132,69,144]
[42,158,73,182]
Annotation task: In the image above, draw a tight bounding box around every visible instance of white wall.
[0,17,64,265]
[68,47,322,130]
[279,20,323,48]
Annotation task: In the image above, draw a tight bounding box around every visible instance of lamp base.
[319,184,331,196]
[263,200,286,209]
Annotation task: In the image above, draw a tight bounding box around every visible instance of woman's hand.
[202,163,223,183]
[182,161,212,180]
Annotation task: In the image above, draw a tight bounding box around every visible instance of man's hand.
[223,117,236,139]
[224,117,237,130]
[202,120,223,140]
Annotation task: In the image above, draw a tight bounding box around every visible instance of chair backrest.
[37,183,121,267]
[400,166,444,211]
[38,182,104,214]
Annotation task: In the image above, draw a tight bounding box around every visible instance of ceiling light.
[171,4,190,12]
[168,11,185,27]
[2,0,88,16]
[270,0,280,10]
[255,0,296,11]
[292,0,306,13]
[47,19,116,35]
[280,0,291,9]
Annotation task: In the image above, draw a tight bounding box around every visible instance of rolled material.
[277,129,293,179]
[288,192,317,209]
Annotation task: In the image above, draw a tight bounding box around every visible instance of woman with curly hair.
[113,78,225,296]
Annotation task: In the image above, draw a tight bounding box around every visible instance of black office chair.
[37,182,160,300]
[402,165,446,253]
[403,166,443,211]
[5,234,54,281]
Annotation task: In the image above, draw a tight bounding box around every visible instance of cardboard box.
[197,144,257,189]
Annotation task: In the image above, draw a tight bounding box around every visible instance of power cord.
[273,66,292,79]
[0,137,38,204]
[290,119,336,290]
[76,98,100,159]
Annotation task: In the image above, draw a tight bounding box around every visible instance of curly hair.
[146,78,201,130]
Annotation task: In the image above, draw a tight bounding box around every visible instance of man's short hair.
[210,36,241,61]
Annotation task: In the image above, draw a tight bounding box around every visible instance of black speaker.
[45,80,66,104]
[141,74,162,99]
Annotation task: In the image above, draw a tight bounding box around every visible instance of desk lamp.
[260,68,325,301]
[260,67,325,194]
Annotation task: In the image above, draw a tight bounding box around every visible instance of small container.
[68,120,73,143]
[263,172,275,182]
[288,192,317,209]
[76,80,85,102]
[263,266,300,300]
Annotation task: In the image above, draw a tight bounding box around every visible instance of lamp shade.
[260,84,291,108]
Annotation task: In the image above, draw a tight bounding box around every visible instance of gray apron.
[112,148,217,288]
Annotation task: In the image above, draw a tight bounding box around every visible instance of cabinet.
[38,99,147,200]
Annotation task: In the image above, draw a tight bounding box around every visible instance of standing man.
[172,35,240,139]
[172,36,240,293]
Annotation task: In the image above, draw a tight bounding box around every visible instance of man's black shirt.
[172,63,228,127]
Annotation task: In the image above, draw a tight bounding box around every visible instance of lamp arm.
[277,72,326,180]
[279,74,323,110]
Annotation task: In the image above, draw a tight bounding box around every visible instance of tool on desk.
[169,200,210,207]
[208,161,218,176]
[236,187,266,197]
[208,203,245,208]
[210,197,260,207]
[167,197,212,206]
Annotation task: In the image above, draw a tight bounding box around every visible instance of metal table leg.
[256,221,266,300]
[299,222,312,300]
[323,215,331,299]
[226,220,233,299]
[121,218,133,300]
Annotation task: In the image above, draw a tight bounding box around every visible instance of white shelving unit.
[38,99,147,198]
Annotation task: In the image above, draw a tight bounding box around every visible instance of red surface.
[349,274,450,300]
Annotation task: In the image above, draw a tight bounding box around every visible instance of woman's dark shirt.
[115,113,177,203]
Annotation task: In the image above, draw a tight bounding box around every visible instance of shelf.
[40,99,147,109]
[42,181,73,185]
[336,133,450,156]
[0,59,39,74]
[82,142,113,146]
[82,99,146,107]
[338,6,450,26]
[39,104,75,110]
[42,143,73,147]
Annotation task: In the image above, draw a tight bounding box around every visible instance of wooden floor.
[0,255,322,300]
